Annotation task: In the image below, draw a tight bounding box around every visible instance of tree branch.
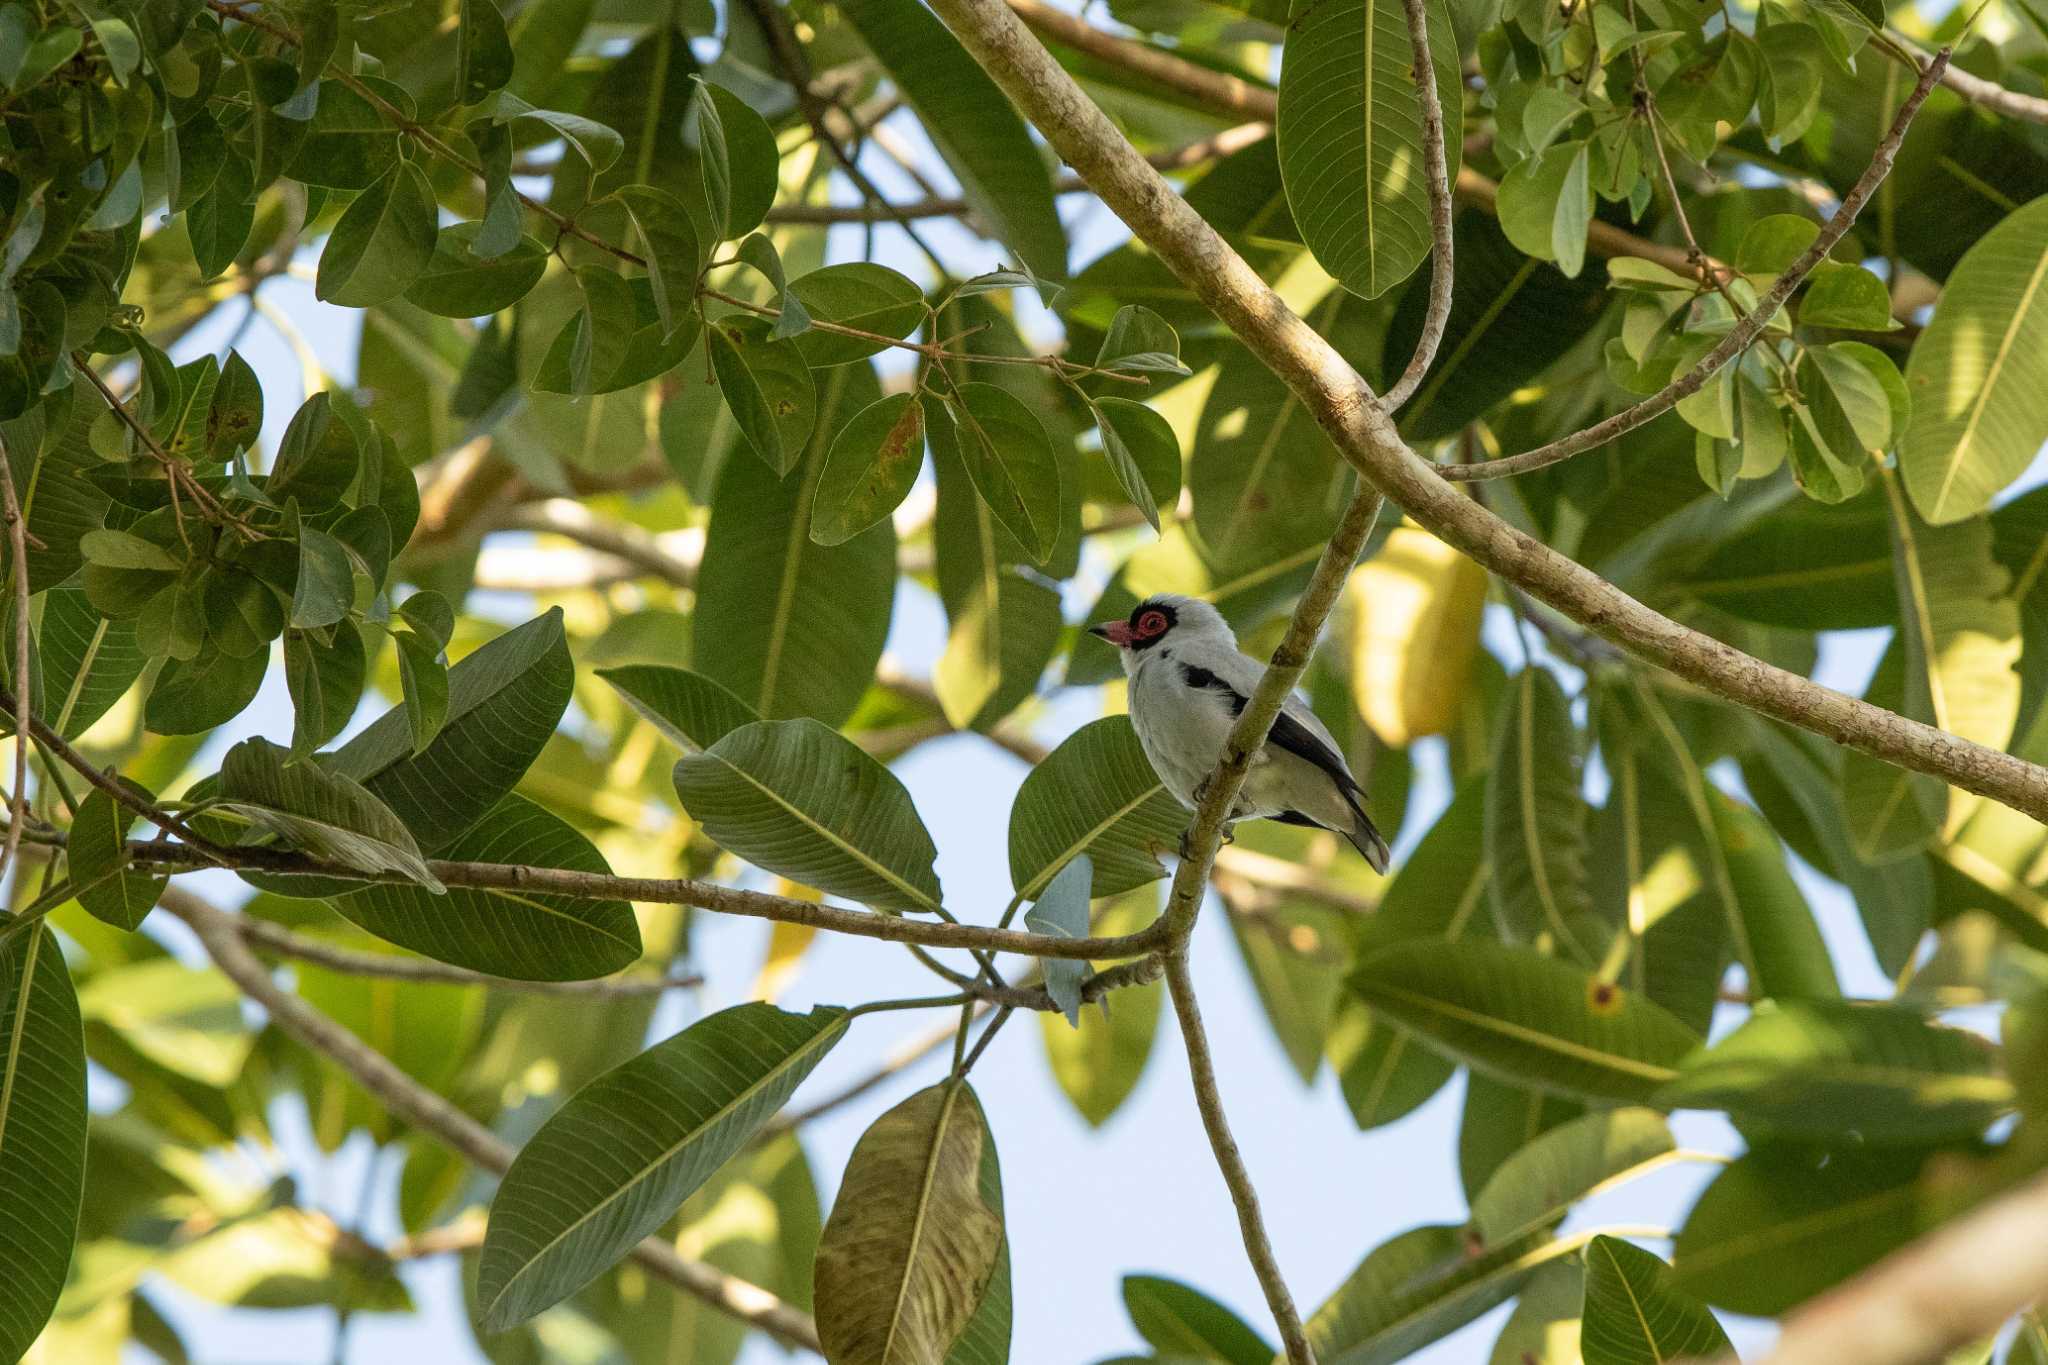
[1378,0,1455,413]
[160,886,825,1352]
[1729,1168,2048,1365]
[0,434,29,886]
[916,1,2048,826]
[1433,49,1947,481]
[1162,948,1315,1363]
[230,915,707,995]
[1892,30,2048,125]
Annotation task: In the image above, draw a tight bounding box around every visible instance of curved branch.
[1378,0,1455,413]
[914,2,2048,826]
[161,887,824,1352]
[1433,50,1947,481]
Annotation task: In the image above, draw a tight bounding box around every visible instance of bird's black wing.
[1179,662,1363,798]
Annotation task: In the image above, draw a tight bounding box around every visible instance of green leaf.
[145,647,268,735]
[402,222,548,317]
[935,382,1062,565]
[80,529,180,571]
[487,92,623,174]
[1009,716,1188,901]
[787,263,926,367]
[933,569,1062,733]
[1122,1275,1274,1365]
[673,718,943,914]
[618,185,704,341]
[0,923,86,1365]
[316,163,440,307]
[697,82,778,239]
[708,316,817,475]
[286,622,368,757]
[396,592,454,651]
[291,527,353,629]
[395,630,449,754]
[38,585,144,739]
[694,364,895,725]
[324,609,573,850]
[457,0,514,104]
[1901,186,2048,523]
[1801,260,1900,331]
[1470,1108,1675,1248]
[1350,939,1702,1103]
[216,738,442,889]
[1095,305,1188,377]
[738,233,811,340]
[1025,853,1093,1025]
[1093,397,1179,532]
[1486,668,1597,962]
[69,784,168,931]
[1306,1222,1554,1365]
[1041,889,1160,1127]
[1330,779,1492,1130]
[1657,999,2012,1144]
[1737,213,1820,277]
[1498,141,1593,278]
[811,392,925,546]
[1580,1236,1732,1365]
[838,0,1067,278]
[597,663,758,752]
[1276,0,1464,297]
[1672,490,1895,629]
[815,1080,1007,1365]
[477,1002,848,1329]
[1673,1146,1927,1315]
[1486,1261,1584,1365]
[271,391,361,513]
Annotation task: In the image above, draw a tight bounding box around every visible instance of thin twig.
[1433,48,1950,482]
[231,915,707,995]
[1378,0,1455,413]
[0,436,27,886]
[74,359,256,535]
[13,704,230,862]
[162,885,824,1352]
[1889,29,2048,125]
[1163,948,1314,1364]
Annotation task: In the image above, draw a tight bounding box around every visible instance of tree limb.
[0,435,28,885]
[231,915,707,995]
[1378,0,1455,413]
[915,0,2048,826]
[1726,1167,2048,1365]
[1433,49,1947,481]
[160,886,825,1352]
[1893,29,2048,125]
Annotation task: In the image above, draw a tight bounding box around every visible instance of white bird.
[1089,594,1391,873]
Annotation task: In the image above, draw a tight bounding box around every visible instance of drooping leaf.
[215,738,443,889]
[933,383,1062,566]
[1657,999,2012,1145]
[1008,716,1188,901]
[477,1003,849,1329]
[1276,0,1464,298]
[1901,194,2048,524]
[674,719,944,914]
[814,1081,1007,1365]
[837,0,1066,278]
[0,923,86,1364]
[333,795,640,980]
[1350,939,1702,1103]
[1580,1236,1732,1365]
[1486,668,1597,963]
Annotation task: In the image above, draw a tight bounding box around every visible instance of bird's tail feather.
[1343,807,1391,875]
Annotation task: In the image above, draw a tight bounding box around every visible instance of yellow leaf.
[1348,526,1487,745]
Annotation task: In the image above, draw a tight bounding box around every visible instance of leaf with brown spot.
[815,1081,1005,1365]
[812,393,926,546]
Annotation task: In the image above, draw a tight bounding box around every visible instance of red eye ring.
[1137,610,1169,637]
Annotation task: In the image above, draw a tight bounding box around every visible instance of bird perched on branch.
[1090,594,1391,872]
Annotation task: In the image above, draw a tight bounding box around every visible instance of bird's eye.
[1138,610,1168,637]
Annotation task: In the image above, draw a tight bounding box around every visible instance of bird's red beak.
[1089,620,1133,647]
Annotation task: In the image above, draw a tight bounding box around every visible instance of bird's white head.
[1087,594,1235,660]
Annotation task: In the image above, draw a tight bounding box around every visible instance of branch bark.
[1378,0,1455,413]
[1893,30,2048,125]
[913,0,2048,826]
[1432,48,1947,481]
[1726,1168,2048,1365]
[160,886,824,1352]
[231,915,706,995]
[0,435,29,885]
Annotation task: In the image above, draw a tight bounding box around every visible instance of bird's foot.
[1178,821,1237,862]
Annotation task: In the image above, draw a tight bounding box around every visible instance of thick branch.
[1434,50,1947,481]
[1378,0,1455,413]
[917,1,2048,829]
[1731,1168,2048,1365]
[161,887,824,1352]
[1162,949,1315,1363]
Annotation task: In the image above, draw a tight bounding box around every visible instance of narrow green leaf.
[69,784,168,931]
[1471,1109,1675,1247]
[1350,939,1702,1103]
[286,622,366,756]
[1306,1222,1554,1365]
[395,630,449,755]
[1276,0,1464,297]
[934,383,1061,565]
[708,316,817,475]
[1486,668,1597,962]
[0,923,86,1364]
[478,1003,848,1329]
[673,718,944,914]
[291,527,353,629]
[216,738,443,890]
[1581,1236,1732,1365]
[597,663,759,752]
[788,263,926,367]
[1093,396,1179,532]
[815,1080,1007,1365]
